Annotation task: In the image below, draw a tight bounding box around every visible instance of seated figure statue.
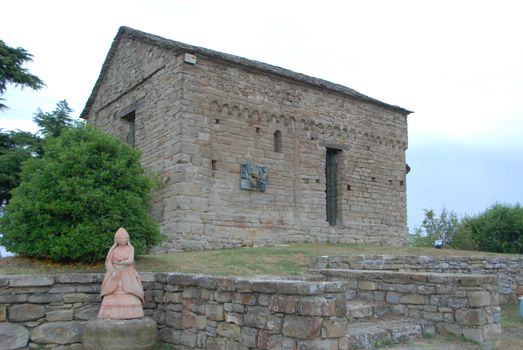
[98,227,144,319]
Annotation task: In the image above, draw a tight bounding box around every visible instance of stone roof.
[80,26,412,118]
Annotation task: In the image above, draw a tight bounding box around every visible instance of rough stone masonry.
[81,27,412,251]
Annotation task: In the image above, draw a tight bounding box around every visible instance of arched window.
[274,130,282,153]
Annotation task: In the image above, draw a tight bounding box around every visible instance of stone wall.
[0,270,501,349]
[153,274,350,350]
[0,273,349,349]
[314,269,501,347]
[83,27,411,251]
[311,255,523,301]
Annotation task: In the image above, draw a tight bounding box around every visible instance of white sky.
[1,0,522,229]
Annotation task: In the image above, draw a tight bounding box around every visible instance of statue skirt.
[98,292,144,319]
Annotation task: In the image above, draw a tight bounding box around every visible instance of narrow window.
[122,111,136,147]
[274,130,282,153]
[326,148,339,225]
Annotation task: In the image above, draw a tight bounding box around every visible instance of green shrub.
[409,208,459,247]
[0,124,162,262]
[465,203,523,254]
[446,223,478,251]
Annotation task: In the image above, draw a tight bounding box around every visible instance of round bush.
[466,203,523,254]
[0,124,162,262]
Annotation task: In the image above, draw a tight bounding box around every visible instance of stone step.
[344,318,424,349]
[346,300,390,321]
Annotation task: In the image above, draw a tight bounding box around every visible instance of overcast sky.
[1,0,522,230]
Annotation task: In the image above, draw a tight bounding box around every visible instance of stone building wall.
[312,255,523,302]
[82,27,411,251]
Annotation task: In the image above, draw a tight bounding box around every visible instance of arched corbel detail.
[241,108,250,120]
[221,104,230,117]
[231,105,240,118]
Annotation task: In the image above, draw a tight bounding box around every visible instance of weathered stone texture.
[83,27,410,251]
[8,303,46,321]
[312,254,523,301]
[74,304,100,320]
[0,304,5,321]
[0,322,29,349]
[83,318,158,350]
[282,315,322,339]
[31,321,86,344]
[315,266,501,348]
[46,309,74,322]
[9,275,54,287]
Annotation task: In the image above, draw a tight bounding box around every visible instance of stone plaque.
[240,163,268,192]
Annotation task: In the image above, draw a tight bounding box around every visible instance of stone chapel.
[81,27,412,251]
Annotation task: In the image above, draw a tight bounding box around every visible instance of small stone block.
[8,304,46,322]
[399,294,426,305]
[217,322,241,341]
[0,322,29,350]
[483,323,502,341]
[32,321,86,345]
[205,304,225,321]
[10,275,54,287]
[282,315,322,339]
[46,309,74,322]
[358,281,377,290]
[462,327,484,343]
[322,317,348,338]
[83,318,158,350]
[0,305,6,321]
[240,327,258,347]
[455,309,487,326]
[467,291,491,307]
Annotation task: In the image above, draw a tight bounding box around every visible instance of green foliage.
[33,100,75,138]
[0,129,40,203]
[409,208,460,247]
[464,203,523,254]
[411,203,523,252]
[0,39,44,110]
[446,223,478,251]
[0,124,162,262]
[0,101,75,205]
[153,341,176,350]
[500,301,523,328]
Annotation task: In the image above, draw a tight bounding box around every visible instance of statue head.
[114,227,129,246]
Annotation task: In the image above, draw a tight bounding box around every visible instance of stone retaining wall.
[154,273,349,350]
[312,255,523,301]
[0,273,349,350]
[0,273,108,350]
[314,269,501,347]
[0,270,501,349]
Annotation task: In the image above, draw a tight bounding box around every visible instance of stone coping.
[315,254,523,262]
[0,272,346,295]
[313,268,498,286]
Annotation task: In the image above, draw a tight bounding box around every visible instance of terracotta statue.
[98,228,144,319]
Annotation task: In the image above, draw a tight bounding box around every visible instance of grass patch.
[0,243,520,276]
[501,301,523,329]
